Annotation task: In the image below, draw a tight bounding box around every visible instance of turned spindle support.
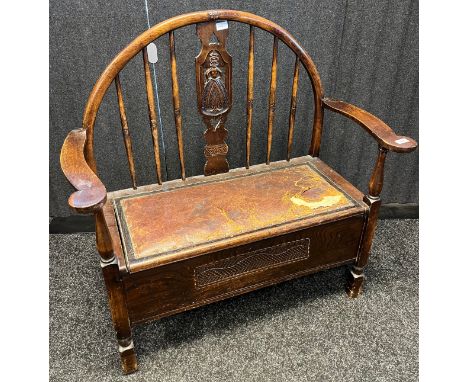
[115,75,137,190]
[245,25,254,169]
[346,145,388,298]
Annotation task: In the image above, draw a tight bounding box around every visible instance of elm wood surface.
[322,98,417,153]
[80,10,324,173]
[347,146,388,297]
[195,21,232,175]
[194,239,312,288]
[96,207,137,373]
[100,257,137,374]
[266,36,278,165]
[169,30,186,181]
[102,201,128,273]
[123,216,364,324]
[60,9,418,374]
[321,96,417,297]
[115,74,137,190]
[142,47,163,185]
[287,56,300,161]
[245,25,254,168]
[60,128,106,214]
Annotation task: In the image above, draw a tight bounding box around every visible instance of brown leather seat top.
[111,156,365,271]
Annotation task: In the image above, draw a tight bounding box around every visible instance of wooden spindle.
[347,145,388,297]
[287,56,300,161]
[169,31,186,180]
[142,48,163,185]
[246,26,255,169]
[115,74,137,189]
[266,36,278,165]
[95,209,115,262]
[368,146,388,198]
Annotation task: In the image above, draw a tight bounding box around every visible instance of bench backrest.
[82,9,324,188]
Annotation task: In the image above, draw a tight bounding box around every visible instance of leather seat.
[105,156,367,273]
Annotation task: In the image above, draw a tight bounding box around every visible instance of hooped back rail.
[60,10,418,374]
[82,9,324,187]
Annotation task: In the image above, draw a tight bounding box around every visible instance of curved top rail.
[82,9,324,168]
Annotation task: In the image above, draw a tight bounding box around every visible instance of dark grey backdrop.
[50,0,418,217]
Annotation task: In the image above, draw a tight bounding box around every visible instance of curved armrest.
[322,98,417,153]
[60,129,107,213]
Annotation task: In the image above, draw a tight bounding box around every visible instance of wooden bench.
[60,10,417,374]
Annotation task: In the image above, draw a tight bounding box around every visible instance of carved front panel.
[194,238,310,288]
[196,21,232,176]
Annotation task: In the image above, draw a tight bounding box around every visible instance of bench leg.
[346,265,365,298]
[96,211,138,374]
[101,259,138,374]
[347,146,387,298]
[346,195,381,298]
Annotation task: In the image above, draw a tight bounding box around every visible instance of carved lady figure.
[201,64,229,116]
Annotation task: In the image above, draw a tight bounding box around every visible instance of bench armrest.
[322,98,417,153]
[60,129,107,213]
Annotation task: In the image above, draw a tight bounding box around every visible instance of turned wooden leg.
[347,146,387,298]
[346,265,365,298]
[96,210,138,374]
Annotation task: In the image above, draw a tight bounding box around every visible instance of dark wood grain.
[169,31,186,180]
[322,98,418,153]
[346,145,388,298]
[60,129,106,213]
[102,200,128,273]
[60,9,418,374]
[195,21,232,175]
[287,56,300,161]
[266,36,278,165]
[96,209,137,374]
[124,216,363,324]
[368,146,388,197]
[81,10,324,170]
[194,238,311,288]
[142,47,163,185]
[115,74,137,189]
[245,25,254,169]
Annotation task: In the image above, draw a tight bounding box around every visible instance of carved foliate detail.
[196,21,232,176]
[204,143,228,157]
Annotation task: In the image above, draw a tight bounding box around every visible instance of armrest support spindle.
[368,146,388,199]
[325,96,419,298]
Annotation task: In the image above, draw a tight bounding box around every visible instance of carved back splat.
[81,10,327,182]
[196,21,232,176]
